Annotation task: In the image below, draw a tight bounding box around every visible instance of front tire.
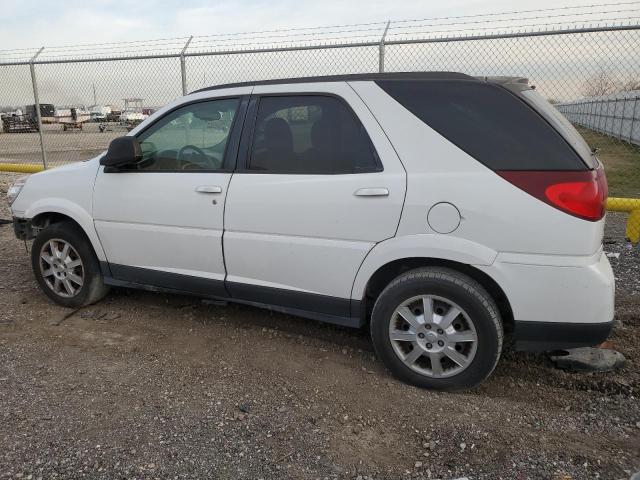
[370,267,503,391]
[31,221,109,308]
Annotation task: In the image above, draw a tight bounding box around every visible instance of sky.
[0,0,637,109]
[0,0,600,51]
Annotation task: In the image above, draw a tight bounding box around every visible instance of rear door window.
[376,80,588,171]
[248,95,381,174]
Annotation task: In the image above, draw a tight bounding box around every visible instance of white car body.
[10,72,614,353]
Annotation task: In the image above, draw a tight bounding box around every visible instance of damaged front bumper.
[12,217,37,240]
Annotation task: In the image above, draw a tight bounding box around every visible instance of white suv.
[8,72,614,391]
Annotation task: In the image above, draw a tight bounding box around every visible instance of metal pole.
[180,36,193,95]
[608,99,614,136]
[615,98,622,139]
[597,100,604,133]
[378,21,391,73]
[630,96,638,144]
[29,47,47,170]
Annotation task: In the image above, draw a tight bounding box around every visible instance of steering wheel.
[177,145,209,169]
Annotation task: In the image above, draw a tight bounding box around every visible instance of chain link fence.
[1,21,639,239]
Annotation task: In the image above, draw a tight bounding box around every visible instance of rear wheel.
[370,267,503,391]
[31,221,109,308]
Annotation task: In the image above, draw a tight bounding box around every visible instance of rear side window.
[248,95,381,174]
[376,80,588,171]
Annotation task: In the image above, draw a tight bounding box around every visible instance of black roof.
[192,71,475,94]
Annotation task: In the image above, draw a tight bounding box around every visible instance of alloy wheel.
[388,295,478,378]
[39,239,84,298]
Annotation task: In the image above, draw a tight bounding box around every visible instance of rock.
[549,348,626,373]
[239,403,251,414]
[415,461,423,468]
[80,309,107,320]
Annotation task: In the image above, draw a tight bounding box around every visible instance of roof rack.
[191,71,474,93]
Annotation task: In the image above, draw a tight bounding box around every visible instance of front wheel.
[370,267,503,391]
[31,221,109,308]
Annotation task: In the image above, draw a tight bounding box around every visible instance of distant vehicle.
[106,110,122,122]
[2,114,38,133]
[55,107,91,131]
[120,111,148,123]
[120,98,148,129]
[89,105,112,122]
[7,72,614,391]
[25,104,55,124]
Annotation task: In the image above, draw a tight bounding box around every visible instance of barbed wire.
[0,2,639,62]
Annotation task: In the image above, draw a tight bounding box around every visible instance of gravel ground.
[0,123,125,165]
[1,172,639,480]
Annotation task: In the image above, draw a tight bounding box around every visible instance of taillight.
[497,166,607,221]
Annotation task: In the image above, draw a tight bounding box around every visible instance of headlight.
[6,175,29,206]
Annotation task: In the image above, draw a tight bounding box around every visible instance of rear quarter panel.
[349,81,605,257]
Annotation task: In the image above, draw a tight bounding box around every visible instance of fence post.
[29,47,47,170]
[378,21,391,73]
[180,36,193,96]
[597,100,604,133]
[615,98,623,139]
[630,96,638,144]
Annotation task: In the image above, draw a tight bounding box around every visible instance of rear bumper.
[512,320,613,351]
[478,248,615,351]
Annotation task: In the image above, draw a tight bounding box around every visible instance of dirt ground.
[0,172,639,480]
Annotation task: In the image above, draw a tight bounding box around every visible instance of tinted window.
[521,89,596,168]
[377,80,587,171]
[249,95,380,174]
[135,98,239,171]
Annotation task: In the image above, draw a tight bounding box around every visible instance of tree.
[618,79,640,92]
[582,70,616,97]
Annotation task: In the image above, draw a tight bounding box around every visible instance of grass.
[576,127,640,198]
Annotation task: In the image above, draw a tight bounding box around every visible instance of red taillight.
[497,167,607,221]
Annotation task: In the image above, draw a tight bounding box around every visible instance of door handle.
[195,185,223,194]
[354,188,389,197]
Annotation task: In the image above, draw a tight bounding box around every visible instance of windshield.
[521,89,597,169]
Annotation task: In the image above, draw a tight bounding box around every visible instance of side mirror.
[100,136,142,168]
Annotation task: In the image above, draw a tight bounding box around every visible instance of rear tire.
[31,221,109,308]
[370,267,503,391]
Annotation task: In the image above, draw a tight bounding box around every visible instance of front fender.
[351,234,498,300]
[25,198,106,262]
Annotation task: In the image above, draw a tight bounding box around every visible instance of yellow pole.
[0,163,44,174]
[607,197,640,244]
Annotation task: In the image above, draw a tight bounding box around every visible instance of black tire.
[31,221,109,308]
[370,267,503,391]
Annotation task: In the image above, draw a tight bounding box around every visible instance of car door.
[92,93,249,297]
[223,82,406,320]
